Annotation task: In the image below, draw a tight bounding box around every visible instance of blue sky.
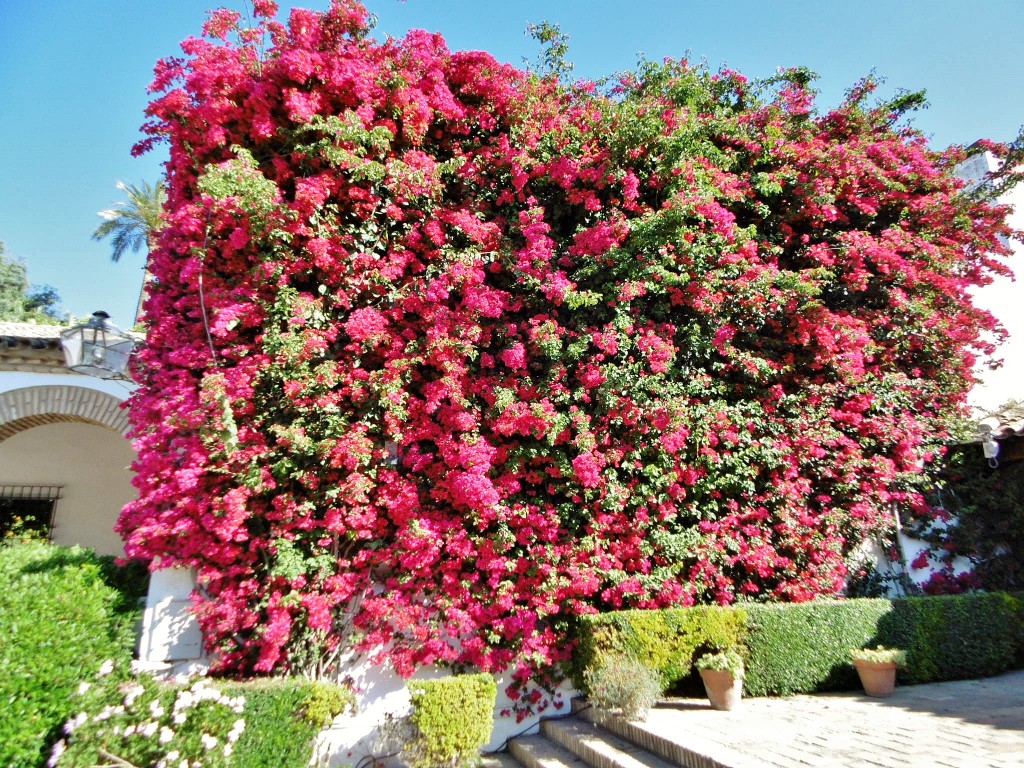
[1,0,1022,326]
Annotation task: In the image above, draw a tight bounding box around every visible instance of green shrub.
[572,606,747,691]
[578,592,1024,699]
[217,679,332,768]
[583,654,663,720]
[52,672,348,768]
[299,679,356,728]
[743,599,893,696]
[877,593,1022,683]
[51,667,245,768]
[405,674,497,768]
[0,542,147,768]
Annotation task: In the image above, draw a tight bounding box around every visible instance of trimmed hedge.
[0,542,148,768]
[878,593,1022,684]
[573,592,1024,698]
[572,606,747,690]
[217,678,350,768]
[743,599,893,695]
[405,673,497,768]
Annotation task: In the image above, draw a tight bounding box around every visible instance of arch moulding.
[0,384,130,443]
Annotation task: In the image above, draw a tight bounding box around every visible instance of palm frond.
[93,179,167,262]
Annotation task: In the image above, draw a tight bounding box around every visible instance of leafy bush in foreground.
[0,542,147,768]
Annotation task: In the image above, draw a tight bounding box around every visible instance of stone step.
[541,717,679,768]
[508,732,594,768]
[482,752,530,768]
[577,706,767,768]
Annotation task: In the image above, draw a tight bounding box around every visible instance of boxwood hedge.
[572,592,1024,698]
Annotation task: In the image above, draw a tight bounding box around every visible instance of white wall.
[967,167,1024,412]
[0,421,136,556]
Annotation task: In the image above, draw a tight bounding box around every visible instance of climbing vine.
[120,1,1017,710]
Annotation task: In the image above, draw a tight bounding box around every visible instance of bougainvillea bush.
[120,0,1017,708]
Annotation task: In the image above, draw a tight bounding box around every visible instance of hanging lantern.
[60,311,136,380]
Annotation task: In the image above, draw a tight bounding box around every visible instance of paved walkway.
[629,671,1024,768]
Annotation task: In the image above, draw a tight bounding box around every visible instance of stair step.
[508,733,593,768]
[542,718,678,768]
[578,706,767,768]
[482,753,529,768]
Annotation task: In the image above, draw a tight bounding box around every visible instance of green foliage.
[916,441,1024,591]
[742,600,893,695]
[51,673,343,768]
[0,241,63,323]
[878,593,1022,683]
[572,606,747,691]
[583,654,663,720]
[217,679,325,768]
[92,179,166,262]
[0,542,147,768]
[405,674,497,768]
[298,680,355,728]
[579,592,1023,700]
[850,646,907,666]
[52,670,245,768]
[525,21,574,80]
[197,148,279,216]
[694,648,745,677]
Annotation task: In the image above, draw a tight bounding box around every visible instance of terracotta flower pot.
[853,659,897,697]
[699,668,743,711]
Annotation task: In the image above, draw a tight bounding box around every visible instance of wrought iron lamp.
[60,311,136,380]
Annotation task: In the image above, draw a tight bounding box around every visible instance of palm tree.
[93,179,166,261]
[93,179,166,323]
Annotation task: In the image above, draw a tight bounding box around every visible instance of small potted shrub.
[694,649,744,711]
[850,646,907,698]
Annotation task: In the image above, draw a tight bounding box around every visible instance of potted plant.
[694,649,744,711]
[850,646,907,698]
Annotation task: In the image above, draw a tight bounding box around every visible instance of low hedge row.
[574,591,1024,697]
[217,678,354,768]
[571,605,747,689]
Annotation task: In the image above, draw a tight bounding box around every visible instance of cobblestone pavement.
[634,671,1024,768]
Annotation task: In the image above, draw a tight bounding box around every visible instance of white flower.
[97,660,115,677]
[64,712,88,735]
[47,739,66,767]
[123,683,146,707]
[174,691,194,711]
[223,744,234,758]
[159,726,175,744]
[200,733,219,751]
[76,681,92,695]
[227,718,245,743]
[141,721,159,738]
[150,700,166,718]
[173,711,187,725]
[95,705,117,722]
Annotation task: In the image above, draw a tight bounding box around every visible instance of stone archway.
[0,384,130,443]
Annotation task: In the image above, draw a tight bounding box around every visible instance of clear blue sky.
[1,0,1022,326]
